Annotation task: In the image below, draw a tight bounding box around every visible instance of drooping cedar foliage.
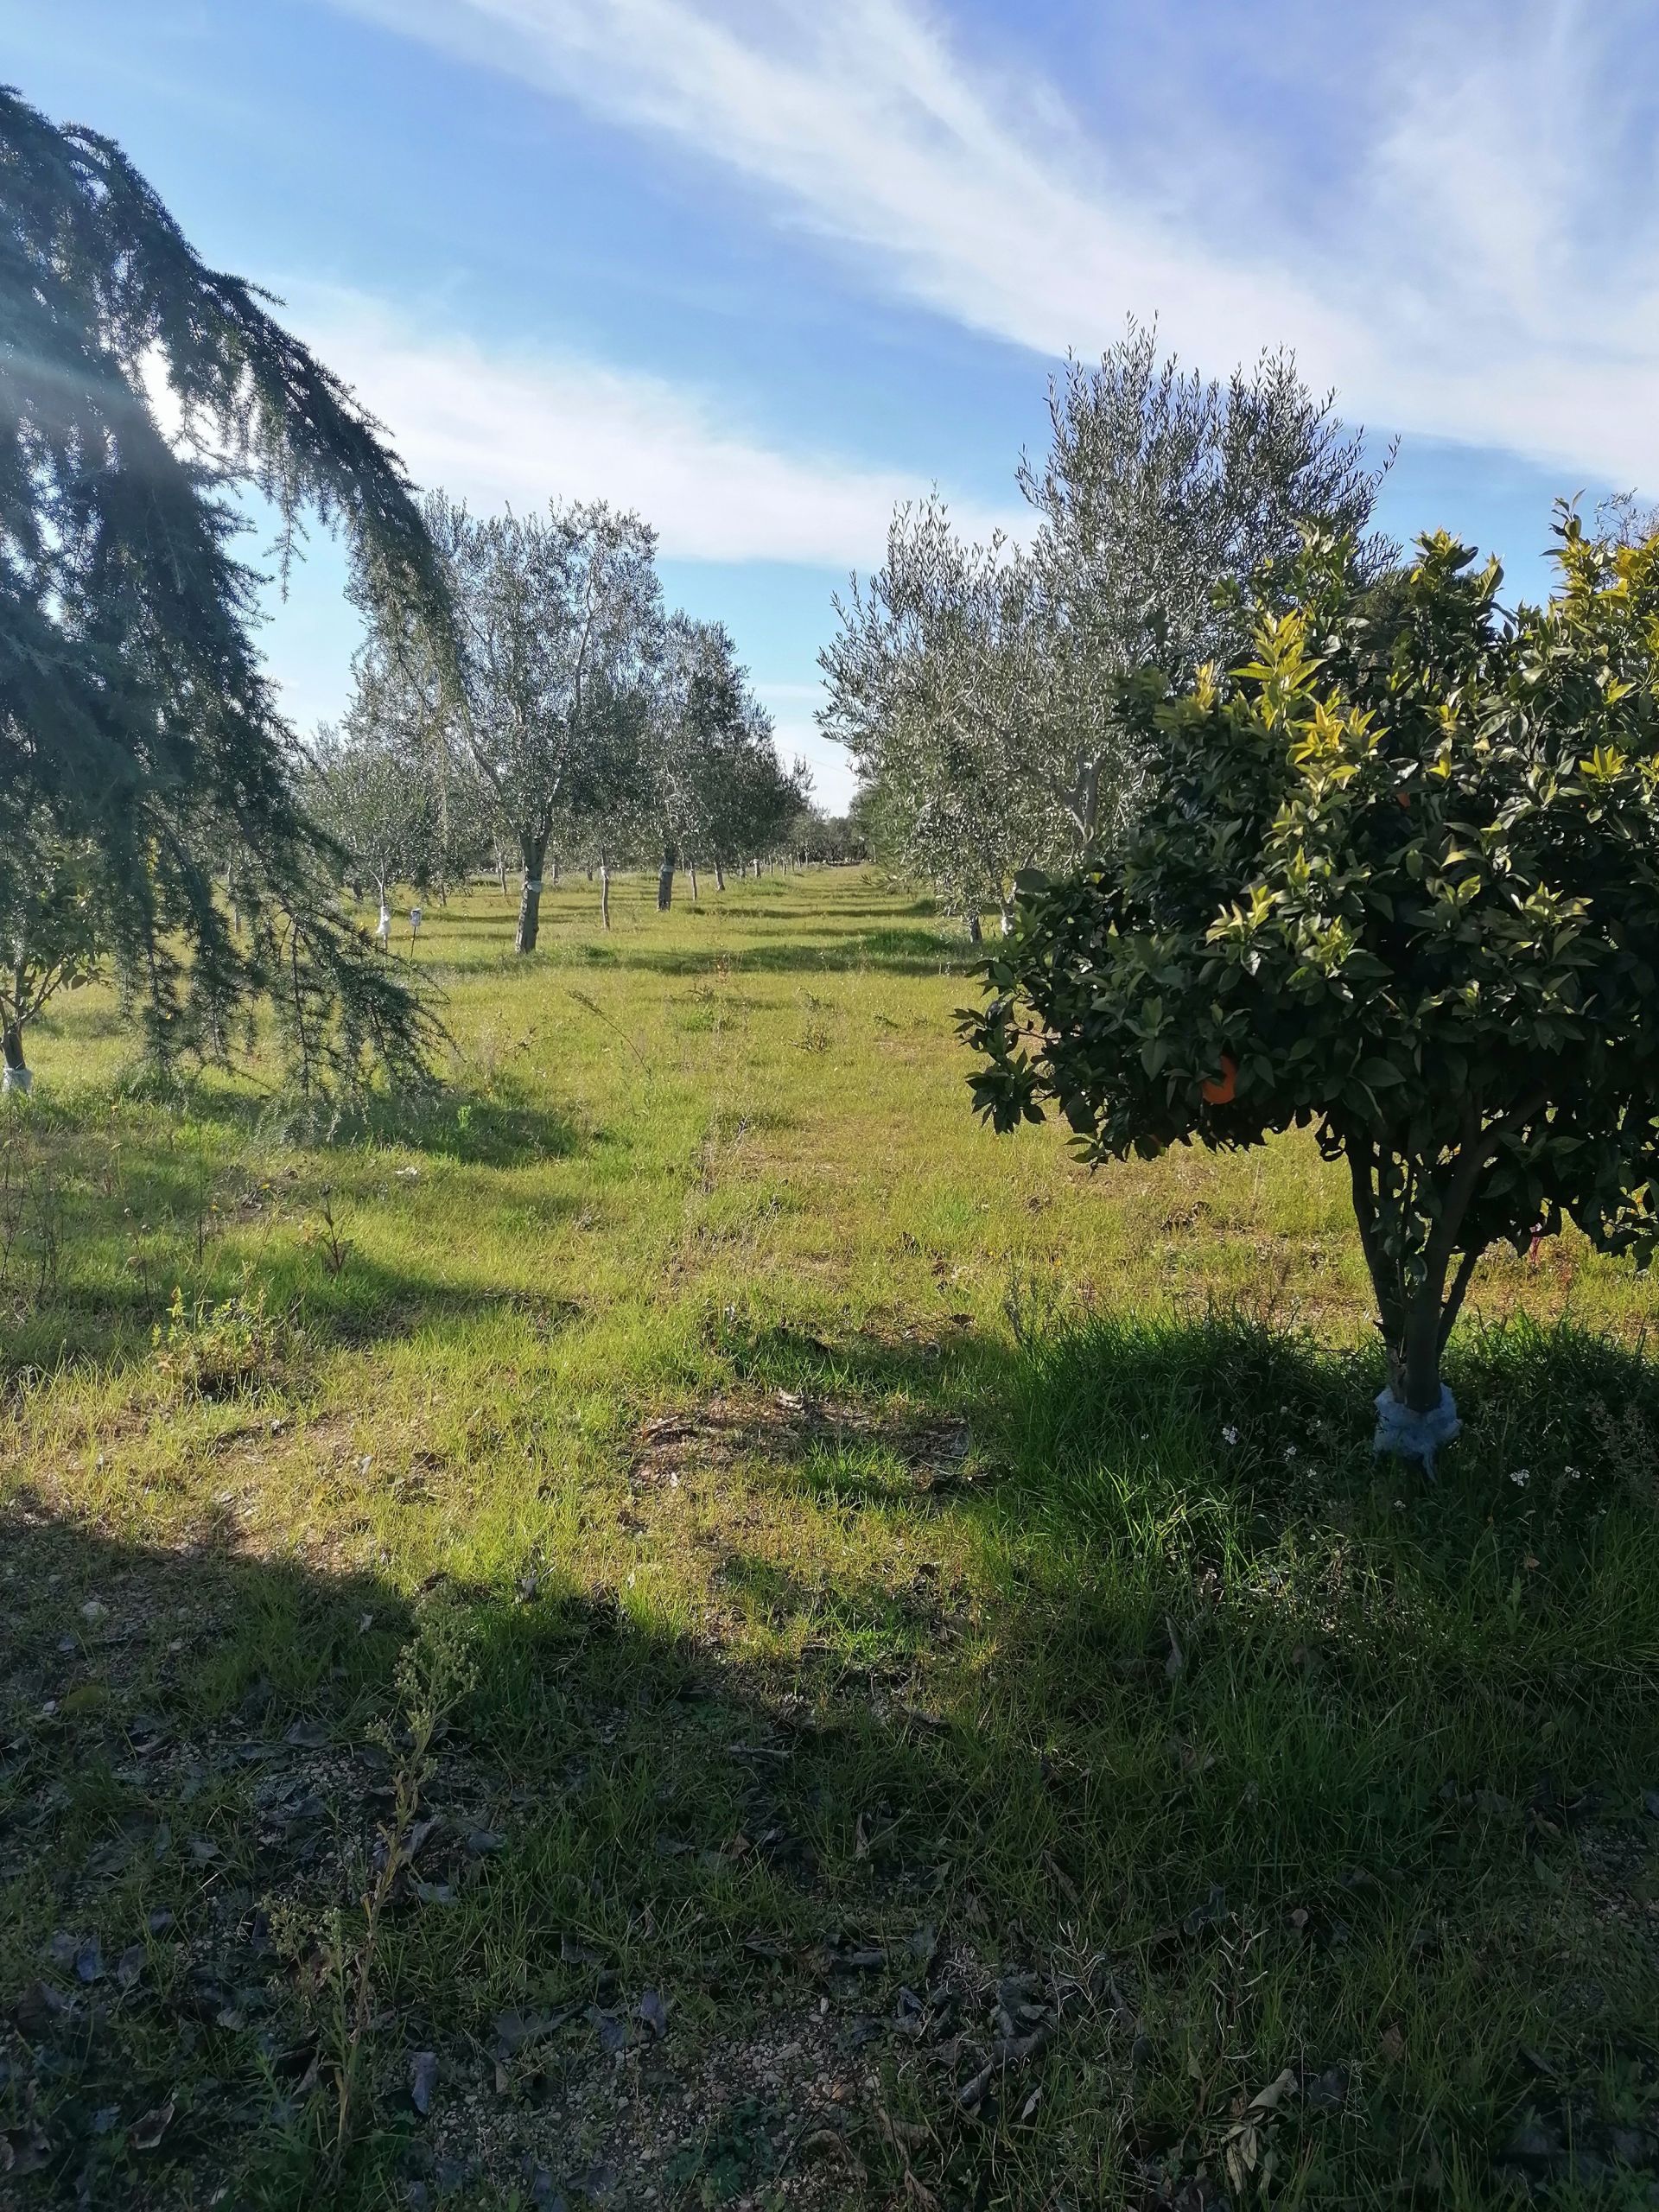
[0,85,450,1091]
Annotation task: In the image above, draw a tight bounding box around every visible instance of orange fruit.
[1201,1054,1237,1104]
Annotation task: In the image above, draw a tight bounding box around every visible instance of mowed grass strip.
[1,869,1656,2210]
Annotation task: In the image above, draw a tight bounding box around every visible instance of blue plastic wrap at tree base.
[1373,1383,1459,1471]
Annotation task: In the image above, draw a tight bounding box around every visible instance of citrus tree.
[964,516,1659,1457]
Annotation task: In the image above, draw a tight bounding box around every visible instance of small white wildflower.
[1222,1426,1239,1446]
[1510,1467,1530,1487]
[1283,1444,1298,1462]
[1393,1498,1405,1510]
[1565,1465,1581,1480]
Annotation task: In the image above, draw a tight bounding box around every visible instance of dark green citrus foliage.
[966,516,1659,1416]
[0,86,449,1090]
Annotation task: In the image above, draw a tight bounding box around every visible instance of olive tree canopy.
[399,495,662,954]
[823,324,1393,926]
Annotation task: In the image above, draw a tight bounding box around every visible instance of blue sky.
[13,0,1657,806]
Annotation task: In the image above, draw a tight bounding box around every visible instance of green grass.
[2,868,1657,2209]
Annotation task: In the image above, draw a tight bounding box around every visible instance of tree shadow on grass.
[6,1294,1659,2204]
[5,1308,1659,2207]
[1,1243,591,1389]
[715,1299,1659,1530]
[0,1080,593,1382]
[558,928,974,980]
[182,1082,586,1173]
[347,1085,585,1170]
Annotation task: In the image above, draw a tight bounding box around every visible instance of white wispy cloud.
[333,0,1659,488]
[289,287,1019,568]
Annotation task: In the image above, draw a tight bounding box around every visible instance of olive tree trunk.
[657,860,674,912]
[715,860,726,893]
[688,861,699,903]
[517,833,548,955]
[599,857,611,931]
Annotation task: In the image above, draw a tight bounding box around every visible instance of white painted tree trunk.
[3,1017,29,1094]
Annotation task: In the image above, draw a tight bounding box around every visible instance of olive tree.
[392,497,661,953]
[822,324,1392,921]
[821,499,1056,936]
[1022,323,1394,833]
[643,616,766,909]
[698,701,808,891]
[966,517,1659,1459]
[303,721,442,929]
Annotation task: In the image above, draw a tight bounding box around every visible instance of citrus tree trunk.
[688,861,699,903]
[599,857,611,931]
[1396,1293,1446,1414]
[1347,1135,1491,1457]
[965,911,983,945]
[715,860,726,893]
[658,855,675,912]
[517,832,548,955]
[2,1014,30,1095]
